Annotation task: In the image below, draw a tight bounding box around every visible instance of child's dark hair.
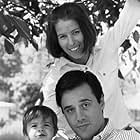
[23,105,58,136]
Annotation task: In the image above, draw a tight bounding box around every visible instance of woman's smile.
[55,19,89,64]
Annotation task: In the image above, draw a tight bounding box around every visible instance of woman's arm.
[40,67,60,114]
[95,0,140,73]
[102,0,140,50]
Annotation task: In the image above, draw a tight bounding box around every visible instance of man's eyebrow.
[73,27,80,30]
[57,33,64,37]
[63,105,72,111]
[79,98,92,103]
[63,99,92,110]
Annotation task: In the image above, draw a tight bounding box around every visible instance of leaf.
[9,15,38,50]
[9,10,26,18]
[0,11,11,34]
[9,0,23,5]
[137,66,140,73]
[14,33,21,43]
[10,15,31,39]
[22,37,29,47]
[118,69,124,79]
[121,39,131,53]
[4,38,15,54]
[0,11,16,38]
[0,1,5,7]
[133,30,139,43]
[30,38,38,51]
[1,0,8,4]
[32,26,40,37]
[136,24,140,27]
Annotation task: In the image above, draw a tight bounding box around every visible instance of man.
[55,70,140,140]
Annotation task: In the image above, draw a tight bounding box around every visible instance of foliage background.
[0,0,140,139]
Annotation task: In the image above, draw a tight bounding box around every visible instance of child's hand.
[52,130,69,140]
[53,136,67,140]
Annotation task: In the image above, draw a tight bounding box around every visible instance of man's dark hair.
[46,2,97,59]
[55,70,104,109]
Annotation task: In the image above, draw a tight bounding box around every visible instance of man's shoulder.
[111,128,140,140]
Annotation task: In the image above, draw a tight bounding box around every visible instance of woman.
[41,0,140,136]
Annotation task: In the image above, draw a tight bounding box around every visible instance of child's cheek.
[28,128,36,139]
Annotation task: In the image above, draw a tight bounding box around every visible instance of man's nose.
[76,109,85,122]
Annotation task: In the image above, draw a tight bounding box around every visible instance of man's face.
[61,83,105,140]
[27,116,55,140]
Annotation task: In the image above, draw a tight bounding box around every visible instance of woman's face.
[55,19,89,64]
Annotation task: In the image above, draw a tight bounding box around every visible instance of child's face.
[27,116,55,140]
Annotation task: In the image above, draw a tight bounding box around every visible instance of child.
[23,105,58,140]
